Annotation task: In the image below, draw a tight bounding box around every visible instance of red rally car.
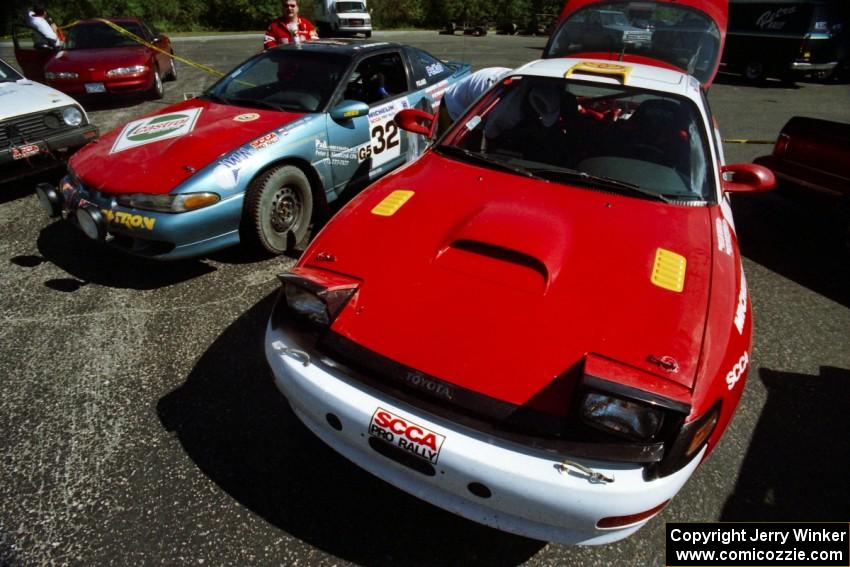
[265,0,776,545]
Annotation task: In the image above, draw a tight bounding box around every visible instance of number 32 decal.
[358,122,400,161]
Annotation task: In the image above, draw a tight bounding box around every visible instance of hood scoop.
[436,239,548,294]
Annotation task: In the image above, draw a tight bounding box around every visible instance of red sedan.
[13,17,177,100]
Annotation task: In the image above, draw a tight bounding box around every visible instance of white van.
[314,0,372,37]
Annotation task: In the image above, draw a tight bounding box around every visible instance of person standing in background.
[264,0,318,49]
[26,7,61,49]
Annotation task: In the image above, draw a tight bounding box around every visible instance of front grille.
[0,108,79,147]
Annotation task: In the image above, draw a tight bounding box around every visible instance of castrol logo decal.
[111,108,203,154]
[369,408,445,464]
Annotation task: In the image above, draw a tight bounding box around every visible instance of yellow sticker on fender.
[371,190,414,216]
[651,248,686,292]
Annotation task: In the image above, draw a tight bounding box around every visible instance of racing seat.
[623,99,691,172]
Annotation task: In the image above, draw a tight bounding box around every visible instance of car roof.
[270,40,405,56]
[513,58,702,102]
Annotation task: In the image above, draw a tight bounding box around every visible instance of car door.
[326,49,413,189]
[143,21,172,73]
[11,24,53,82]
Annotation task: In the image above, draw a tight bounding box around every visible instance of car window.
[205,49,350,112]
[344,52,408,105]
[410,47,452,85]
[336,1,366,13]
[0,59,23,82]
[64,22,147,49]
[440,76,713,202]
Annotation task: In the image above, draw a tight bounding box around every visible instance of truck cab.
[314,0,372,38]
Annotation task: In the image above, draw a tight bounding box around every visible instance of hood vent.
[436,239,548,294]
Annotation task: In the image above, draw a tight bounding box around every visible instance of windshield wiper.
[203,92,231,105]
[436,146,546,180]
[527,166,672,203]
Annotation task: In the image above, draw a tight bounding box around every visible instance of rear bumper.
[791,61,838,72]
[265,318,703,545]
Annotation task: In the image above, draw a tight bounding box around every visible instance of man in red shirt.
[264,0,319,48]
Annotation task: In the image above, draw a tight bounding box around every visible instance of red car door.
[11,24,54,82]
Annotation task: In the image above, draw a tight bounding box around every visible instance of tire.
[743,60,765,83]
[365,31,372,38]
[242,165,313,254]
[150,66,164,99]
[165,53,177,81]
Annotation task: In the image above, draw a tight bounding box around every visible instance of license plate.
[11,144,40,160]
[85,82,106,93]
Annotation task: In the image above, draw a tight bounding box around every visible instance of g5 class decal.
[110,108,203,154]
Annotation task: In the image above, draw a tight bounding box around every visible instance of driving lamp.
[76,205,105,240]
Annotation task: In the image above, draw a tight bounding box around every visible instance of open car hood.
[545,0,727,88]
[306,153,714,413]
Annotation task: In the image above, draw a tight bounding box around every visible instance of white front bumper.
[265,322,703,545]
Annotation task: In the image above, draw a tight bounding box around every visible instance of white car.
[0,57,98,184]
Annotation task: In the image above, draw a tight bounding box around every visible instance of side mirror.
[720,163,775,193]
[329,99,370,121]
[394,108,435,137]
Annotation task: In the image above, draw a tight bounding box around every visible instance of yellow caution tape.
[61,18,226,78]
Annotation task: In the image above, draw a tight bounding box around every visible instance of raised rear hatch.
[544,0,728,87]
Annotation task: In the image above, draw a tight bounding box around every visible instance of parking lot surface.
[1,31,849,566]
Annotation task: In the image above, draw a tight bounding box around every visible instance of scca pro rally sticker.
[111,108,203,154]
[369,408,445,464]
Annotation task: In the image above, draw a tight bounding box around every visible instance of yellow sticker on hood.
[372,190,414,216]
[651,248,686,292]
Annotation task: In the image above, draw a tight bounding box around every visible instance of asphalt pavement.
[1,31,849,566]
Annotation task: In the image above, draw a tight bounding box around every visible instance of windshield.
[0,59,23,82]
[545,2,721,85]
[204,49,349,113]
[64,22,146,49]
[438,76,713,202]
[336,1,366,13]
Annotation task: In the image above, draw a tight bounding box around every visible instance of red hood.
[307,153,713,409]
[47,47,150,71]
[553,0,727,88]
[69,99,306,194]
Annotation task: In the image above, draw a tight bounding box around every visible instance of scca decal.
[369,408,445,464]
[101,210,156,230]
[734,270,747,334]
[250,132,279,150]
[725,351,749,390]
[716,218,733,256]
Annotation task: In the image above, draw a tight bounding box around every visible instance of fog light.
[76,205,105,240]
[36,183,63,218]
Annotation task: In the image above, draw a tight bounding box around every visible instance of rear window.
[545,2,721,85]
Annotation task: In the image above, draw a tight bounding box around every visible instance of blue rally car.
[36,40,470,259]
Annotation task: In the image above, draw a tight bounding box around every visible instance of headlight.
[581,392,664,441]
[45,71,79,80]
[278,272,358,327]
[61,106,84,126]
[106,65,148,77]
[116,192,220,213]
